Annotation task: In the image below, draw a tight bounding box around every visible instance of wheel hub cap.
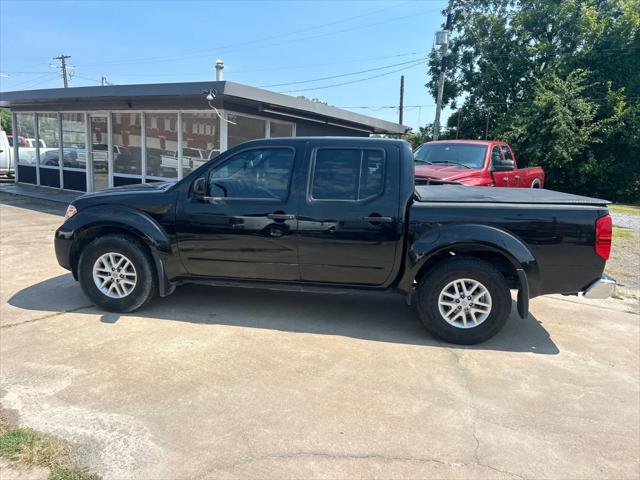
[438,278,492,329]
[93,252,137,299]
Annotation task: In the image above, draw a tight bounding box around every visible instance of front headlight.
[64,204,77,220]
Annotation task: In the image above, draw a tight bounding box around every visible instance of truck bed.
[414,185,608,206]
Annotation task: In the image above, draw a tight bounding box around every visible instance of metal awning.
[0,80,408,135]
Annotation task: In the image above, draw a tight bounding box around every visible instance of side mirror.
[493,160,515,172]
[192,177,207,197]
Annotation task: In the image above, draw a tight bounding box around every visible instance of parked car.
[0,130,14,177]
[159,147,214,175]
[39,148,85,168]
[25,137,47,148]
[414,140,545,188]
[7,135,29,148]
[55,137,614,345]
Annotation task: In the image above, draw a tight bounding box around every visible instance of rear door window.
[310,148,385,201]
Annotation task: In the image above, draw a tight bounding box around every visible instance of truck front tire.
[416,257,512,345]
[78,234,157,312]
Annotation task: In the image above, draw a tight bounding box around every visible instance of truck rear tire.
[78,234,157,312]
[416,257,512,345]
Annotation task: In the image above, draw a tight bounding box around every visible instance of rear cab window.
[310,148,385,202]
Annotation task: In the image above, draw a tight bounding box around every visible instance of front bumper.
[582,275,616,299]
[54,226,74,272]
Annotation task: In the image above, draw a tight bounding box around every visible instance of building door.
[89,115,109,191]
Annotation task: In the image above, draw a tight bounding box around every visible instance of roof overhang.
[0,80,408,135]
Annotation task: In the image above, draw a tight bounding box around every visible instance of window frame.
[307,146,386,204]
[501,145,514,162]
[205,145,297,202]
[490,145,504,168]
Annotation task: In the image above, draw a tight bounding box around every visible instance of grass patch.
[0,417,100,480]
[50,466,101,480]
[609,204,640,216]
[613,226,636,239]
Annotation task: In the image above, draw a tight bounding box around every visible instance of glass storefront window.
[227,114,266,149]
[145,112,178,179]
[37,113,61,167]
[270,121,294,137]
[15,113,36,165]
[61,113,86,170]
[182,112,220,175]
[112,113,142,175]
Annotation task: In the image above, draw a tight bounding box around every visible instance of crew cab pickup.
[55,137,614,344]
[414,140,545,188]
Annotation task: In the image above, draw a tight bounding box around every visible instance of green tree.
[425,0,640,201]
[0,108,11,132]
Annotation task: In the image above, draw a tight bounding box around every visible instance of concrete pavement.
[1,193,639,479]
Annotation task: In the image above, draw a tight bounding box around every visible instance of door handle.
[515,175,520,180]
[502,177,509,182]
[363,215,393,224]
[267,213,296,220]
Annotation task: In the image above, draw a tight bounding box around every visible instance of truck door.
[175,145,302,281]
[490,145,518,187]
[296,142,401,286]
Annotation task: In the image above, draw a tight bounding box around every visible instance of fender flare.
[66,205,175,296]
[399,223,539,318]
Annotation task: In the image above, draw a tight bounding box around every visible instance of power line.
[73,74,104,84]
[278,59,425,94]
[259,57,427,88]
[93,51,425,78]
[0,71,54,75]
[230,51,426,75]
[74,1,427,67]
[338,96,640,110]
[2,73,56,90]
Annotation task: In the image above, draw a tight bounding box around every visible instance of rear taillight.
[595,214,612,260]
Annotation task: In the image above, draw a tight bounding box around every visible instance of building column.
[177,112,183,180]
[11,112,18,183]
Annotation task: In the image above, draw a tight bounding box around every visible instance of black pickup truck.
[55,137,615,344]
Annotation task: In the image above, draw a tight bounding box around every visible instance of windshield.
[414,143,487,169]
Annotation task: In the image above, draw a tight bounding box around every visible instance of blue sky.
[0,0,449,130]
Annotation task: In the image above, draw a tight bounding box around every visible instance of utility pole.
[399,75,405,125]
[53,54,71,88]
[484,110,490,139]
[433,6,452,141]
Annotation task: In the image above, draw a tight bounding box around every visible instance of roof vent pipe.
[215,59,224,81]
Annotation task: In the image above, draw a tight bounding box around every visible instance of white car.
[0,130,15,177]
[25,137,47,148]
[160,147,215,174]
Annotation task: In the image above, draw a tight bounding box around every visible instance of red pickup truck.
[414,140,544,188]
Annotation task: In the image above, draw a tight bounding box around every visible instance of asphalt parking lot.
[1,192,639,480]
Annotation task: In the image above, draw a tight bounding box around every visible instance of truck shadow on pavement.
[9,274,559,354]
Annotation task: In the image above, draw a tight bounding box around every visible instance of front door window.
[208,147,295,200]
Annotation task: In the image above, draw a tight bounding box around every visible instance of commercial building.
[0,80,406,193]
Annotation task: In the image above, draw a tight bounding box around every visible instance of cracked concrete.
[1,193,639,479]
